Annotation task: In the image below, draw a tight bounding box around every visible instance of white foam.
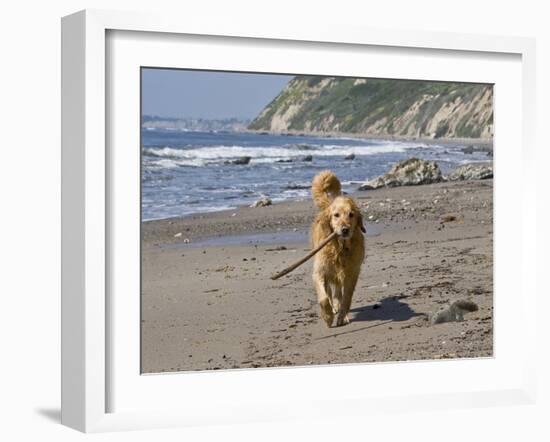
[143,141,423,167]
[142,204,236,221]
[145,158,206,168]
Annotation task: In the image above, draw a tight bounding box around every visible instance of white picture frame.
[61,9,537,433]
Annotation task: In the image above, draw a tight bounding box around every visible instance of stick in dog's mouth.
[270,231,338,280]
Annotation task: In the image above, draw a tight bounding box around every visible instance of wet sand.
[141,179,493,373]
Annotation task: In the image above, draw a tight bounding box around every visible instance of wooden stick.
[270,231,337,280]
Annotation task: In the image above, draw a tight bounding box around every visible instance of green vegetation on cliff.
[249,76,493,139]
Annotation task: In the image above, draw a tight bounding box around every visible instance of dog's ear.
[358,211,366,233]
[319,208,333,236]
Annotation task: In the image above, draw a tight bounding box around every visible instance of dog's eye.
[349,213,354,218]
[333,213,340,218]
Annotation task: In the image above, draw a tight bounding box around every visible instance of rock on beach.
[358,158,443,190]
[448,163,493,181]
[250,198,273,208]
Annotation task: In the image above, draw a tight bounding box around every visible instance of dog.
[310,170,366,327]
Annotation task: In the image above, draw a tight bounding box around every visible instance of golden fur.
[310,171,366,327]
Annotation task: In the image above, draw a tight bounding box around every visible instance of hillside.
[248,76,493,139]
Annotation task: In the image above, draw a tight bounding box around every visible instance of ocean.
[141,129,488,221]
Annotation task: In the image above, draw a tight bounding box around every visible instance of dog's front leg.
[312,271,334,327]
[331,285,342,315]
[336,276,358,326]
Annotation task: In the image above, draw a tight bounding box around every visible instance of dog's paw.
[319,299,334,327]
[336,314,350,327]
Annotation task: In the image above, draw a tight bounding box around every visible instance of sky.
[141,69,293,120]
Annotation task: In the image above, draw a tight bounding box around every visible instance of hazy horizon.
[141,69,293,120]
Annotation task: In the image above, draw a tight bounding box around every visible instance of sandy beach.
[141,179,493,373]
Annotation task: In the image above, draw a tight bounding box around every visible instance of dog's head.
[326,196,366,239]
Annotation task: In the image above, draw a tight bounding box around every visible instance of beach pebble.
[440,214,457,223]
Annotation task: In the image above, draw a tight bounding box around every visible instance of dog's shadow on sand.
[350,296,422,322]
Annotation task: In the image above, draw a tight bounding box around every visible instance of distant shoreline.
[245,128,493,149]
[144,124,494,148]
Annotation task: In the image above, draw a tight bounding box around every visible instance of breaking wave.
[142,141,427,168]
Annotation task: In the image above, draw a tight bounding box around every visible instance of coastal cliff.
[249,76,493,140]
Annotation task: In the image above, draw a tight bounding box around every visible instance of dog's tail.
[312,170,342,210]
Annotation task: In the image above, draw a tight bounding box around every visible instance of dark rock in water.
[285,183,309,190]
[448,163,493,181]
[358,157,443,190]
[301,155,313,162]
[226,156,251,165]
[276,158,294,163]
[344,153,356,160]
[461,144,493,155]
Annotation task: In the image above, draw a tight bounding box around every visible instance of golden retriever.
[311,171,366,327]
